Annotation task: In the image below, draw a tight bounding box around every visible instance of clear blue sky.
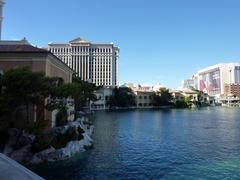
[3,0,240,88]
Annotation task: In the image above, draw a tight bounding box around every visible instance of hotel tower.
[48,37,119,87]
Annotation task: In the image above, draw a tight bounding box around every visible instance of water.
[31,107,240,179]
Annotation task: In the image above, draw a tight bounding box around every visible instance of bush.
[77,126,84,134]
[175,100,187,108]
[56,107,68,127]
[31,134,52,153]
[0,119,10,150]
[0,130,8,150]
[77,127,84,140]
[32,126,86,152]
[84,144,93,150]
[26,120,49,135]
[51,126,78,149]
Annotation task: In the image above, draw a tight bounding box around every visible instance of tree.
[108,87,136,108]
[152,88,173,106]
[56,76,97,117]
[0,67,65,128]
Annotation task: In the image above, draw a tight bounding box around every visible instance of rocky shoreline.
[2,117,94,164]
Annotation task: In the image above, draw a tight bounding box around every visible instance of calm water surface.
[32,107,240,179]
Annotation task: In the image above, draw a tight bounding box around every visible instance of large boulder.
[16,131,35,149]
[4,129,36,154]
[30,118,94,163]
[31,147,56,164]
[9,144,33,163]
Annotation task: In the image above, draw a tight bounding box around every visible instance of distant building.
[0,39,75,127]
[171,90,185,103]
[90,87,114,110]
[181,79,194,89]
[122,83,165,108]
[122,83,165,92]
[194,63,240,97]
[48,37,119,87]
[134,91,154,108]
[172,88,215,106]
[224,83,240,97]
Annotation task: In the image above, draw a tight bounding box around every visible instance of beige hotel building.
[48,37,119,87]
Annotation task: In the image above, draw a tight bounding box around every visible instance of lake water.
[32,107,240,179]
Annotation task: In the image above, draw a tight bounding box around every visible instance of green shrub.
[31,134,52,153]
[32,126,86,152]
[51,126,78,149]
[26,120,49,135]
[0,130,8,150]
[77,127,84,140]
[0,119,10,150]
[84,144,93,150]
[77,126,84,134]
[55,107,68,127]
[175,100,187,108]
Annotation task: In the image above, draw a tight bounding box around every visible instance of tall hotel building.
[48,37,119,86]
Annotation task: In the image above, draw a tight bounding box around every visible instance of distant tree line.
[107,87,175,108]
[108,87,136,108]
[151,88,173,106]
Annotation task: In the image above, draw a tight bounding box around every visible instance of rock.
[4,129,36,156]
[4,117,94,164]
[31,147,55,164]
[3,129,22,155]
[8,128,22,138]
[16,131,35,149]
[9,144,33,163]
[30,118,94,163]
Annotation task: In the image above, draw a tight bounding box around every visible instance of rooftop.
[0,38,30,45]
[0,44,48,53]
[0,39,74,72]
[197,62,240,74]
[69,37,90,44]
[0,38,48,53]
[48,37,118,47]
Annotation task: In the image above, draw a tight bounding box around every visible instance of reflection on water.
[32,107,240,179]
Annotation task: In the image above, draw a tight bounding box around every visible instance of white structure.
[0,0,4,40]
[122,83,165,92]
[48,37,119,86]
[194,63,240,97]
[134,91,154,108]
[90,87,114,110]
[181,79,194,89]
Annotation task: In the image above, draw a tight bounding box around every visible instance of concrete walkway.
[0,153,44,180]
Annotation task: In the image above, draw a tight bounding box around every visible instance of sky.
[3,0,240,88]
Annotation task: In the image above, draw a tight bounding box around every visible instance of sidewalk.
[0,153,44,180]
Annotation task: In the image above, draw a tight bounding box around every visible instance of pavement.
[0,153,44,180]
